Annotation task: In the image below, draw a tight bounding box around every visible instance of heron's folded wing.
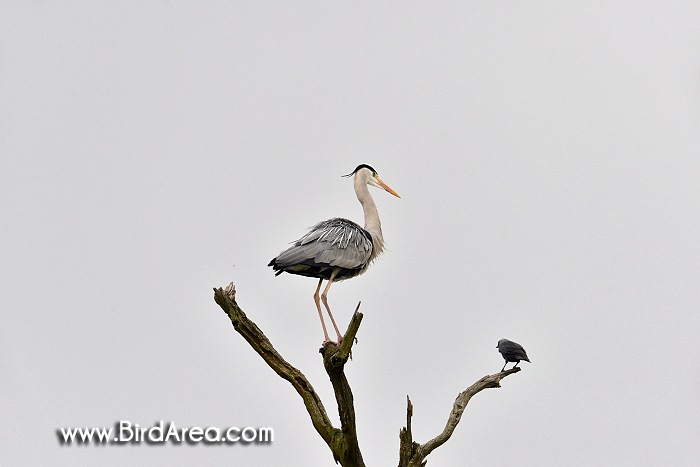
[288,218,373,270]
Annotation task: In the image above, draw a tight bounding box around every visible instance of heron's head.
[344,164,401,198]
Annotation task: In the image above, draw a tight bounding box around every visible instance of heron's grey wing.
[275,218,373,270]
[301,218,372,268]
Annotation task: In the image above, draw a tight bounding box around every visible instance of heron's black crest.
[342,164,377,178]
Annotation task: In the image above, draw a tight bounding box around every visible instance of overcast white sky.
[2,1,700,466]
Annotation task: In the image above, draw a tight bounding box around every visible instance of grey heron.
[268,164,400,344]
[497,339,531,372]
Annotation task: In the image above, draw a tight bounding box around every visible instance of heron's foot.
[334,335,358,345]
[327,333,344,346]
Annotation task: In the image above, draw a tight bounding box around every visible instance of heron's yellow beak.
[376,177,401,198]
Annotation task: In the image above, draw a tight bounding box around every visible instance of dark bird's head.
[343,164,401,198]
[497,338,523,351]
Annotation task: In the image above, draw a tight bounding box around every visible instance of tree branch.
[399,367,522,467]
[399,396,423,467]
[213,283,364,466]
[320,303,364,466]
[214,282,522,467]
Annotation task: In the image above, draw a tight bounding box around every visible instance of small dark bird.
[497,339,531,372]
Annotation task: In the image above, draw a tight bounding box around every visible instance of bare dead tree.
[213,283,521,466]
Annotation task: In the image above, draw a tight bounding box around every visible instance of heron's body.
[268,164,399,344]
[269,218,375,281]
[497,338,531,372]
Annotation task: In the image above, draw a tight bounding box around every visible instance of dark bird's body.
[497,339,531,372]
[268,164,400,344]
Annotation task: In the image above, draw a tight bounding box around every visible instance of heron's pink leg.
[321,270,343,343]
[313,279,332,343]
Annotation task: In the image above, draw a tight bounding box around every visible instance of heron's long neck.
[355,178,384,256]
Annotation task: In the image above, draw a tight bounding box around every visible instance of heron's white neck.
[354,175,384,257]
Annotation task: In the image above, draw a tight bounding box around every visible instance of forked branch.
[214,282,522,467]
[213,283,365,466]
[398,367,522,467]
